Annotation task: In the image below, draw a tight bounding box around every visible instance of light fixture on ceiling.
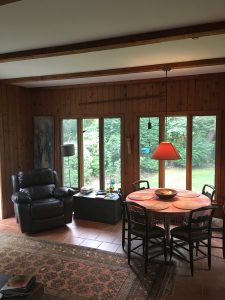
[151,67,181,160]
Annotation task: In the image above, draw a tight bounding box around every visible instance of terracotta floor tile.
[97,242,120,252]
[63,235,84,245]
[115,245,126,255]
[95,232,119,243]
[79,239,102,248]
[112,235,122,244]
[77,229,100,240]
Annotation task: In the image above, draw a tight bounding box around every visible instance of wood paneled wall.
[31,74,225,204]
[1,73,225,218]
[0,85,33,218]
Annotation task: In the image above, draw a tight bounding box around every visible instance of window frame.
[137,111,220,194]
[60,116,123,191]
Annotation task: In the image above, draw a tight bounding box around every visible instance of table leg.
[163,215,171,246]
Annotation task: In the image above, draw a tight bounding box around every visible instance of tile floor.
[0,216,224,299]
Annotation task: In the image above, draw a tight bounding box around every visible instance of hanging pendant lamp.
[151,67,181,160]
[151,141,181,160]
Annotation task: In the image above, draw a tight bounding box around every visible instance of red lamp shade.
[151,142,181,160]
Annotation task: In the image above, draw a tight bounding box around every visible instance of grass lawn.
[143,167,215,192]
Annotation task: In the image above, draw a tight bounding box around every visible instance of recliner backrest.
[20,184,55,200]
[18,168,55,188]
[12,168,58,200]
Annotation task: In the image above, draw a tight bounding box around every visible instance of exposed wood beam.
[79,95,163,106]
[1,57,225,84]
[0,0,21,6]
[0,21,225,63]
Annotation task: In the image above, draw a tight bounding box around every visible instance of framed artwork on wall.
[34,116,54,169]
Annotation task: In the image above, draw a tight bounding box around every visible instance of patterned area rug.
[0,233,174,299]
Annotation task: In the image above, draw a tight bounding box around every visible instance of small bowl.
[155,188,177,200]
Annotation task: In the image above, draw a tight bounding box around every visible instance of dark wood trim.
[215,112,222,204]
[31,71,225,90]
[1,21,225,63]
[0,0,20,6]
[77,119,83,189]
[99,118,104,190]
[0,114,3,219]
[186,115,192,190]
[79,94,162,106]
[120,115,125,194]
[2,57,225,85]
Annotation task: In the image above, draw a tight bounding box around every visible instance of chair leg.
[170,236,173,261]
[143,238,145,255]
[223,235,225,259]
[223,219,225,259]
[189,242,194,276]
[163,237,167,261]
[144,238,148,273]
[208,238,211,270]
[196,242,199,256]
[122,218,125,249]
[127,231,131,265]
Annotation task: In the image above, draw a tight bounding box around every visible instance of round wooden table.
[126,188,211,243]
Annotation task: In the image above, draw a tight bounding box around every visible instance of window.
[139,117,159,187]
[165,116,187,189]
[83,119,100,189]
[104,118,121,190]
[192,116,216,192]
[138,115,216,191]
[61,119,78,187]
[61,117,122,190]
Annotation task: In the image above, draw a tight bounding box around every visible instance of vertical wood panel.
[0,85,32,218]
[1,73,225,219]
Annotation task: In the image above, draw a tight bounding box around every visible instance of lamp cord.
[164,66,170,141]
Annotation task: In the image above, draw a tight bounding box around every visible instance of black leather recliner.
[11,168,75,233]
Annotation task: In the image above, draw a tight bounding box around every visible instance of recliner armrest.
[11,191,32,204]
[53,187,75,199]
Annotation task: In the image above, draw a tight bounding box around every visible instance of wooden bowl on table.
[155,188,177,200]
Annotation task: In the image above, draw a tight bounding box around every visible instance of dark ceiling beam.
[1,57,225,84]
[0,21,225,63]
[0,0,21,6]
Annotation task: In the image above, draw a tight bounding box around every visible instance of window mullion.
[78,119,84,189]
[99,118,104,190]
[159,116,165,187]
[186,115,192,190]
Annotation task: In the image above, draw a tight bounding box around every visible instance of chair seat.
[170,206,216,276]
[31,198,64,219]
[125,201,166,273]
[171,226,210,242]
[131,225,165,239]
